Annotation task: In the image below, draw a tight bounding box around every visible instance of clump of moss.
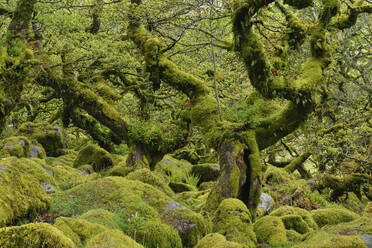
[18,122,65,157]
[80,209,119,229]
[253,215,288,246]
[311,208,360,228]
[0,157,51,226]
[54,217,106,247]
[212,198,257,247]
[363,202,372,218]
[293,230,366,248]
[125,168,175,197]
[169,182,197,193]
[194,233,244,248]
[0,136,30,158]
[154,154,193,182]
[73,144,113,172]
[47,151,77,167]
[51,177,209,247]
[284,0,313,9]
[107,160,133,177]
[135,220,182,248]
[50,165,99,190]
[281,214,312,234]
[86,229,144,248]
[264,166,293,185]
[0,223,75,248]
[270,206,318,231]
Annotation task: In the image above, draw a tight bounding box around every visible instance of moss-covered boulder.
[125,168,175,197]
[135,220,182,248]
[169,181,197,193]
[270,206,318,232]
[50,165,100,190]
[294,205,372,248]
[0,157,51,226]
[18,122,65,157]
[107,160,133,177]
[86,229,144,248]
[212,198,256,247]
[51,177,210,247]
[280,214,312,234]
[154,154,192,182]
[0,223,75,248]
[264,166,293,185]
[54,217,106,247]
[0,136,30,158]
[194,233,244,248]
[294,230,367,248]
[199,181,216,191]
[364,202,372,218]
[73,144,113,172]
[80,209,119,229]
[190,163,220,185]
[47,151,77,167]
[311,208,360,228]
[253,215,288,246]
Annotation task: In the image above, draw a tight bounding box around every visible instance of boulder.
[311,208,360,228]
[73,144,113,172]
[190,163,220,185]
[0,223,75,248]
[194,233,244,248]
[212,198,257,247]
[253,215,287,246]
[86,229,144,248]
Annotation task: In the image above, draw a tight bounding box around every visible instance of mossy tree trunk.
[0,0,37,134]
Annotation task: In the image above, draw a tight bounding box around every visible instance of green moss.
[194,233,244,248]
[47,151,77,167]
[190,163,220,185]
[135,220,182,248]
[363,202,372,218]
[0,136,30,158]
[199,181,216,191]
[54,217,107,247]
[311,208,360,228]
[169,182,197,193]
[107,161,133,177]
[51,177,209,247]
[154,154,193,182]
[73,144,113,172]
[253,215,288,246]
[264,166,293,185]
[0,157,51,226]
[125,168,175,197]
[280,214,311,234]
[294,230,367,248]
[80,209,120,229]
[86,229,144,248]
[50,165,100,190]
[286,229,304,242]
[0,223,75,248]
[270,206,318,231]
[18,122,65,157]
[213,198,257,247]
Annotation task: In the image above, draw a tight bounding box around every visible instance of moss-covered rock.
[0,136,30,158]
[270,206,318,231]
[54,217,106,247]
[169,181,197,193]
[311,208,360,228]
[253,215,288,246]
[125,168,175,197]
[135,220,183,248]
[0,157,51,226]
[199,181,216,191]
[0,223,75,248]
[363,202,372,218]
[86,229,144,248]
[280,214,312,234]
[107,160,133,177]
[294,230,367,248]
[73,144,113,172]
[51,177,209,247]
[264,166,293,185]
[194,233,244,248]
[47,151,77,167]
[50,165,100,190]
[80,209,119,229]
[286,229,304,242]
[212,198,257,247]
[154,154,192,182]
[190,163,220,185]
[18,122,65,157]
